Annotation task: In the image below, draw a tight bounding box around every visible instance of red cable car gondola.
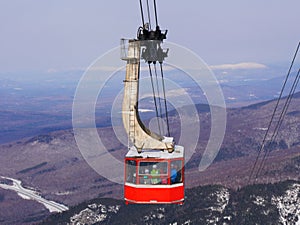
[124,147,184,204]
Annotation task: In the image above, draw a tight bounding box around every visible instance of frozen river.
[0,176,69,213]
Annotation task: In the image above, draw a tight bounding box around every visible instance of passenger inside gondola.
[170,160,183,184]
[151,164,160,184]
[126,159,183,186]
[170,163,177,184]
[138,161,169,185]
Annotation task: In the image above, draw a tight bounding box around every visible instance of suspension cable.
[255,67,300,179]
[153,0,159,27]
[160,63,171,136]
[255,43,300,180]
[154,63,164,130]
[248,41,300,184]
[149,63,162,135]
[272,67,300,142]
[139,0,145,27]
[146,0,152,29]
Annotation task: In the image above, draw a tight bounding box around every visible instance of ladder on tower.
[128,74,136,145]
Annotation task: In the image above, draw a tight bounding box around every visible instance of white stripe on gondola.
[125,198,184,204]
[125,182,183,188]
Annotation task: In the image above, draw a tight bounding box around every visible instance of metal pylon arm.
[122,40,174,153]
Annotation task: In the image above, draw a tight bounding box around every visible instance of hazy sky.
[0,0,300,72]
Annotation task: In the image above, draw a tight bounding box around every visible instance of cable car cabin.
[124,145,184,205]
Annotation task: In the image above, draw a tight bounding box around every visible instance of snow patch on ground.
[69,203,121,225]
[17,192,32,200]
[272,183,300,225]
[144,207,165,223]
[207,187,230,224]
[253,195,266,206]
[210,187,230,213]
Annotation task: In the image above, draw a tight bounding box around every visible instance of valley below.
[0,93,299,224]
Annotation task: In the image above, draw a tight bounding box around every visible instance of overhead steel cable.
[248,41,300,184]
[153,0,159,27]
[154,63,164,126]
[139,0,145,27]
[271,67,300,142]
[160,63,171,137]
[254,43,300,180]
[148,63,162,135]
[146,0,152,30]
[255,67,300,179]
